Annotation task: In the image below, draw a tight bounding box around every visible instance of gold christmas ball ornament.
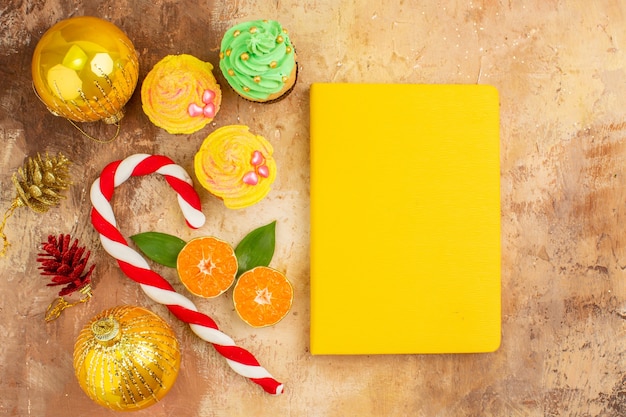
[32,16,139,124]
[73,305,180,411]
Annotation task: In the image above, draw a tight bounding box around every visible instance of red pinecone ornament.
[38,234,95,296]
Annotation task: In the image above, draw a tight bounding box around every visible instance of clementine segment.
[176,237,237,298]
[233,266,293,327]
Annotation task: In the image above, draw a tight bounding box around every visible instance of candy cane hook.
[90,153,284,395]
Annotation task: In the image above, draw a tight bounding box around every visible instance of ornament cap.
[91,316,121,345]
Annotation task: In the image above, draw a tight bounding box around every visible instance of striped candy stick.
[89,154,284,395]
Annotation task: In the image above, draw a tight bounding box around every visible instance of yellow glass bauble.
[73,305,180,411]
[32,16,139,123]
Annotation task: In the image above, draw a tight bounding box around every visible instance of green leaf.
[235,221,276,277]
[130,232,186,268]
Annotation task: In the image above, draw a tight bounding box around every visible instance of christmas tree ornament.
[32,16,139,142]
[73,305,181,411]
[90,153,284,395]
[38,233,95,322]
[0,152,72,257]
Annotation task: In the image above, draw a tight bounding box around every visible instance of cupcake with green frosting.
[219,20,297,103]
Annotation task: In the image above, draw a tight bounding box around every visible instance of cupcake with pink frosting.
[194,125,276,209]
[141,54,222,134]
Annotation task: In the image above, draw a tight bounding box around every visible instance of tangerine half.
[233,266,293,327]
[176,237,238,298]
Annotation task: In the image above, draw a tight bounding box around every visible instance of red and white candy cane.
[89,153,284,395]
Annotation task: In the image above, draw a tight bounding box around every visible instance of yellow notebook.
[309,83,501,355]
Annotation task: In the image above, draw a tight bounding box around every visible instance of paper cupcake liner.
[240,61,299,104]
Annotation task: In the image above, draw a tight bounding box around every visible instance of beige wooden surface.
[1,1,626,416]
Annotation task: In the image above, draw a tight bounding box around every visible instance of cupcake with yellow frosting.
[141,54,222,134]
[194,125,277,209]
[219,20,297,103]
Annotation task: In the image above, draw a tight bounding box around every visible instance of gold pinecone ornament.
[0,152,72,256]
[13,152,72,212]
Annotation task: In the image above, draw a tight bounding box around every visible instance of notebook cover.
[309,83,501,355]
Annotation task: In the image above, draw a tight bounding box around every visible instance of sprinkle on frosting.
[219,20,296,101]
[141,54,222,134]
[251,150,264,166]
[242,171,259,185]
[194,125,277,209]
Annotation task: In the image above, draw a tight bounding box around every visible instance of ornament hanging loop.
[0,199,22,257]
[31,82,122,144]
[45,284,93,322]
[68,118,121,144]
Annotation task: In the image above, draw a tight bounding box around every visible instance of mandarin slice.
[176,237,237,298]
[233,266,293,327]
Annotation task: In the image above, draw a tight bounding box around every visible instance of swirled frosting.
[141,54,221,134]
[219,20,296,101]
[194,125,277,209]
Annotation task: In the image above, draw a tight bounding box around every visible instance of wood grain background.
[1,0,626,416]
